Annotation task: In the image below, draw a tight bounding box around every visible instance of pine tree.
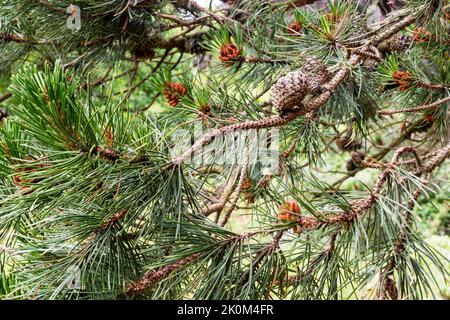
[0,0,449,300]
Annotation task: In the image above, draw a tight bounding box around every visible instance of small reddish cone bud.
[412,28,431,43]
[241,177,252,190]
[400,122,407,132]
[423,114,434,123]
[241,177,256,204]
[104,128,114,147]
[288,21,302,34]
[326,12,339,23]
[219,43,241,66]
[278,200,301,221]
[392,71,411,91]
[444,8,450,22]
[198,104,212,123]
[162,82,187,107]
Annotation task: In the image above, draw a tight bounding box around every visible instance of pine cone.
[219,43,241,66]
[392,70,411,91]
[163,82,188,107]
[300,57,329,94]
[346,159,358,171]
[387,35,412,52]
[278,200,300,221]
[186,35,205,55]
[336,136,362,151]
[287,21,302,34]
[131,42,155,60]
[412,28,431,43]
[383,277,398,300]
[0,108,8,121]
[363,59,378,71]
[270,71,309,114]
[271,57,328,114]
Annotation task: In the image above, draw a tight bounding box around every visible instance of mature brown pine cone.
[379,34,412,54]
[270,71,309,114]
[271,57,329,114]
[336,136,362,151]
[300,57,329,94]
[0,108,8,121]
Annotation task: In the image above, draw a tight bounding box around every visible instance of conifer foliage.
[0,0,449,300]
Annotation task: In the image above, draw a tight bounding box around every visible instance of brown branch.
[171,50,366,166]
[0,92,13,103]
[294,144,448,233]
[377,187,421,300]
[378,96,450,115]
[375,143,449,299]
[332,116,429,187]
[156,13,209,27]
[242,56,292,65]
[37,0,66,14]
[126,253,201,297]
[95,209,129,233]
[271,0,318,8]
[201,167,240,216]
[0,32,56,45]
[220,150,250,227]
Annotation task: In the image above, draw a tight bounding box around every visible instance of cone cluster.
[163,82,188,107]
[278,200,301,233]
[287,21,302,34]
[412,28,431,43]
[392,71,411,91]
[219,43,241,66]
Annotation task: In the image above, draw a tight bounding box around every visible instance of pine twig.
[126,253,201,297]
[220,149,250,227]
[378,96,450,115]
[294,144,448,233]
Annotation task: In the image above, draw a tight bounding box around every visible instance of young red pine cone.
[162,82,188,107]
[219,43,241,66]
[423,114,434,123]
[287,21,302,34]
[278,200,302,234]
[412,28,431,43]
[392,71,411,91]
[241,176,256,204]
[278,200,300,221]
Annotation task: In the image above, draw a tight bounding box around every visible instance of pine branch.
[219,149,250,227]
[201,167,240,216]
[170,14,417,166]
[0,92,12,103]
[126,253,201,298]
[293,144,449,233]
[378,96,450,115]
